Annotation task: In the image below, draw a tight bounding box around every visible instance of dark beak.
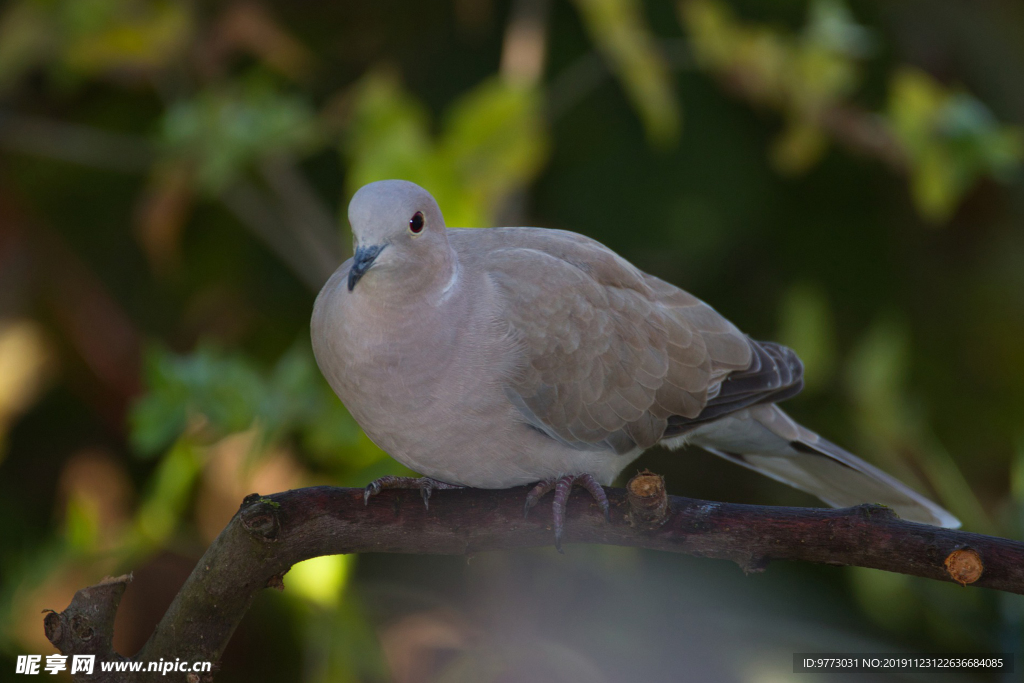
[348,244,385,291]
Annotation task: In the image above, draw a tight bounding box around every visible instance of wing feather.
[466,228,803,453]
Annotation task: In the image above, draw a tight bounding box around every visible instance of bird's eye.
[409,211,425,234]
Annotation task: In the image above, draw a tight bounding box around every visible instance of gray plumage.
[311,179,959,529]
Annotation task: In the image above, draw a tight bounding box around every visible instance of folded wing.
[478,228,800,453]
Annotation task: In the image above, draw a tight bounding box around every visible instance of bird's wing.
[474,227,800,453]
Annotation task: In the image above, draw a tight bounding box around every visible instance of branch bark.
[45,481,1024,681]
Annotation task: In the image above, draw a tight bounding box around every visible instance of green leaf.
[63,495,101,553]
[439,78,547,227]
[887,67,1023,223]
[60,0,192,75]
[770,120,828,175]
[910,145,961,223]
[887,67,946,158]
[130,344,268,455]
[804,0,876,58]
[572,0,681,146]
[776,282,835,390]
[161,74,322,192]
[129,340,385,480]
[134,437,204,545]
[344,69,548,228]
[344,67,438,195]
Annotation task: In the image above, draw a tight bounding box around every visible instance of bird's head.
[345,180,448,292]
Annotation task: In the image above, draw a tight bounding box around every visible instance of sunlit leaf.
[440,78,547,226]
[0,0,192,90]
[344,69,548,228]
[286,555,353,607]
[789,45,859,110]
[344,67,437,197]
[63,495,101,553]
[683,2,1021,217]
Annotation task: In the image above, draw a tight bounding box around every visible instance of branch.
[45,476,1024,681]
[0,111,155,172]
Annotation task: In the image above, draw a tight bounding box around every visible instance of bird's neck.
[365,244,459,308]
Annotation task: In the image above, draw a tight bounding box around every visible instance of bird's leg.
[523,473,610,552]
[363,476,463,509]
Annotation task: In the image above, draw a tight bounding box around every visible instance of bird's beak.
[348,244,385,291]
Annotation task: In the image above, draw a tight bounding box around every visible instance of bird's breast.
[312,271,515,469]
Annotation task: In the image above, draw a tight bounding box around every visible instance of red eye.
[409,211,424,233]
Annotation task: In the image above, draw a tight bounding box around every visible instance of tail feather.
[677,404,960,528]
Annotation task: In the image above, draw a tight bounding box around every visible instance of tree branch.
[45,477,1024,681]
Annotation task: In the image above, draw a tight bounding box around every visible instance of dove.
[311,179,959,549]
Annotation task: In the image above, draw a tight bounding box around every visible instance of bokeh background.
[1,0,1023,681]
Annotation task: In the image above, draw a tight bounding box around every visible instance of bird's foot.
[523,473,610,552]
[363,476,463,509]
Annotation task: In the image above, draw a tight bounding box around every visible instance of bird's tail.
[680,403,960,528]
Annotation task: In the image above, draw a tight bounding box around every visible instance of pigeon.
[311,179,960,549]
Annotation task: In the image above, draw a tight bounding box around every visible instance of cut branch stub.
[626,470,669,528]
[945,547,984,586]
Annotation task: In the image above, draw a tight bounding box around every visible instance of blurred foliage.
[888,67,1024,221]
[571,0,681,146]
[130,343,397,483]
[1,0,1023,681]
[160,75,322,193]
[0,320,55,463]
[843,318,991,533]
[776,282,836,392]
[683,0,868,172]
[345,69,547,228]
[0,0,192,90]
[681,0,1023,221]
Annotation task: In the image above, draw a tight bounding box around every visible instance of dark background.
[1,0,1023,681]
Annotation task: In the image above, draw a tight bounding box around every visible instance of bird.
[311,179,959,549]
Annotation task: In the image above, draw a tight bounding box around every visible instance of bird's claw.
[362,476,462,510]
[524,473,610,552]
[524,479,556,518]
[363,481,382,505]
